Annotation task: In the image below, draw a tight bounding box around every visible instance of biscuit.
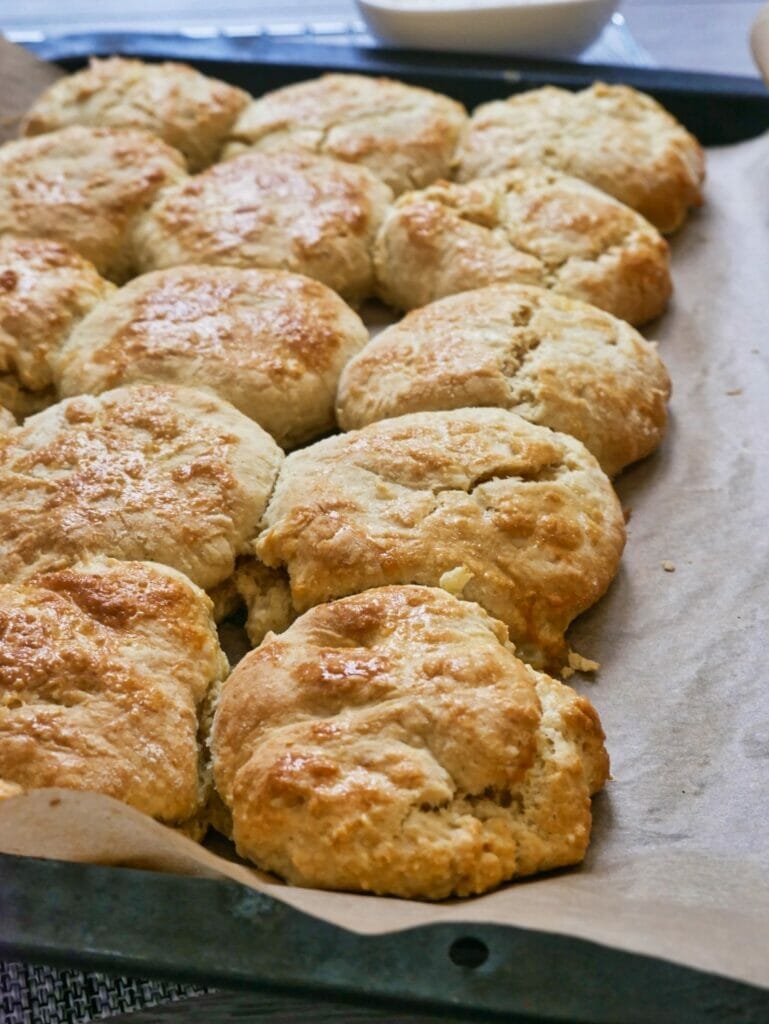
[0,384,283,591]
[53,265,369,449]
[211,585,609,898]
[256,408,625,668]
[23,57,250,172]
[373,168,671,324]
[337,284,670,477]
[133,151,392,304]
[0,126,187,282]
[454,83,705,233]
[224,73,467,196]
[0,236,114,397]
[0,558,227,830]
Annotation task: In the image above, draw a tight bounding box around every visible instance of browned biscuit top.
[454,83,705,233]
[337,283,671,477]
[212,584,609,898]
[225,72,468,195]
[0,126,187,282]
[256,407,626,668]
[0,384,283,590]
[0,558,226,824]
[373,167,671,325]
[23,56,250,172]
[133,150,393,305]
[53,265,368,449]
[0,235,115,394]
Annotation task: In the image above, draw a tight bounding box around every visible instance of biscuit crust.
[225,73,467,196]
[133,151,392,305]
[0,558,227,826]
[53,266,368,449]
[256,408,625,667]
[0,384,283,590]
[0,236,114,395]
[337,284,671,477]
[212,585,609,898]
[23,57,250,172]
[373,168,671,324]
[0,126,187,282]
[454,84,705,233]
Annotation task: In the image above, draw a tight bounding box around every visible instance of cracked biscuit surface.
[0,126,187,282]
[224,73,467,196]
[373,167,671,324]
[53,265,368,449]
[337,284,671,477]
[22,57,250,172]
[0,558,227,831]
[0,384,283,591]
[212,585,609,898]
[133,150,392,305]
[256,408,625,668]
[454,83,705,233]
[0,236,114,401]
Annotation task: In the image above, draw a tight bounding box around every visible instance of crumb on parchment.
[562,650,600,679]
[661,560,676,572]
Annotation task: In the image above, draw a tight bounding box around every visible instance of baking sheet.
[0,40,768,995]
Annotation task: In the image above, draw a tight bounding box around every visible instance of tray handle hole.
[448,935,489,969]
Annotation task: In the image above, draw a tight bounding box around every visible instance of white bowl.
[356,0,619,58]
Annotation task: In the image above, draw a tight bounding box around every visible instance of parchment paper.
[0,41,767,992]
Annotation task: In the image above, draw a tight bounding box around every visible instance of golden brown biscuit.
[22,57,250,172]
[0,126,187,282]
[454,84,705,233]
[337,284,671,477]
[53,265,368,449]
[212,585,609,898]
[0,236,114,398]
[224,73,467,196]
[0,384,283,590]
[0,558,227,830]
[133,151,392,305]
[373,168,671,324]
[256,408,625,668]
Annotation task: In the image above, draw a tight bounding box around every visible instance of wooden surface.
[0,1,765,77]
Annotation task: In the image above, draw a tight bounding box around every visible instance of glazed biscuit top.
[454,83,705,233]
[52,265,369,450]
[225,72,468,195]
[336,283,671,477]
[23,57,250,172]
[133,150,393,304]
[0,126,187,282]
[0,384,283,591]
[212,585,609,898]
[0,558,227,822]
[0,235,115,393]
[256,407,625,667]
[373,166,671,325]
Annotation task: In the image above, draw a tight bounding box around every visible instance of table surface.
[0,2,766,1022]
